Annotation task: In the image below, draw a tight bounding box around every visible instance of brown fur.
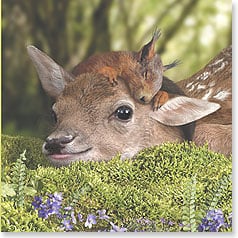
[27,44,231,167]
[72,31,168,109]
[50,74,183,165]
[194,124,232,156]
[178,46,232,155]
[178,45,232,125]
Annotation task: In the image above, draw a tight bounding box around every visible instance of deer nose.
[44,135,74,154]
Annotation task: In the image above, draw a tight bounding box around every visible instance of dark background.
[2,0,231,138]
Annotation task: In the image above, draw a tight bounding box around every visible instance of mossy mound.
[1,135,232,232]
[1,134,50,168]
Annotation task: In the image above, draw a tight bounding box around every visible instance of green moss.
[1,135,232,232]
[1,201,57,232]
[1,134,51,169]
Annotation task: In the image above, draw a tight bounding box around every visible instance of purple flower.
[178,223,184,227]
[168,220,175,226]
[62,219,73,231]
[85,214,97,229]
[46,197,62,216]
[52,192,63,202]
[160,218,166,224]
[48,201,61,216]
[97,209,110,220]
[136,218,152,225]
[198,209,228,232]
[32,193,63,219]
[78,213,83,222]
[32,196,43,209]
[71,211,77,224]
[110,222,127,232]
[38,204,49,219]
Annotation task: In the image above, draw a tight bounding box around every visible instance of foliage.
[2,0,231,136]
[1,135,232,232]
[1,134,50,169]
[181,174,232,232]
[1,202,55,232]
[197,209,231,232]
[182,175,197,231]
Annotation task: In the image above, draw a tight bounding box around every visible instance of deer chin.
[46,148,93,166]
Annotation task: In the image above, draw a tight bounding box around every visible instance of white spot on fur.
[202,89,213,100]
[213,90,231,101]
[209,58,229,74]
[211,58,224,66]
[197,84,206,90]
[208,81,216,87]
[186,82,194,88]
[187,82,201,92]
[213,62,226,74]
[188,84,195,92]
[196,71,210,81]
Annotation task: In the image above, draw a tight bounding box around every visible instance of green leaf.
[1,182,16,197]
[183,226,191,232]
[24,186,37,196]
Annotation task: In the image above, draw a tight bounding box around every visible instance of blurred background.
[2,0,231,138]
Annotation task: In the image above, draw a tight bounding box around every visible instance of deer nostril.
[60,135,74,144]
[44,135,75,154]
[44,140,62,154]
[46,135,74,144]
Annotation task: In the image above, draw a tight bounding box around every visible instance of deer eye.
[114,105,133,121]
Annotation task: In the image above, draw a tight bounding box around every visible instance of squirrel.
[72,29,179,110]
[72,30,194,141]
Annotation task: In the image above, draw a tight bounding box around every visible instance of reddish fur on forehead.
[62,73,115,102]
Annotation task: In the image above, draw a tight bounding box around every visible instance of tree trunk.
[86,0,113,57]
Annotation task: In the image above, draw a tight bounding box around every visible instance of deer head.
[27,45,221,166]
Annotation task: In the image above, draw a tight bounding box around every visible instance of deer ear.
[27,45,75,98]
[149,96,221,126]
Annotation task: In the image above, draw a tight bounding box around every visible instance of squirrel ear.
[138,29,161,61]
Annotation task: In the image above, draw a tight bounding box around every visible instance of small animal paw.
[152,91,169,111]
[98,66,118,86]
